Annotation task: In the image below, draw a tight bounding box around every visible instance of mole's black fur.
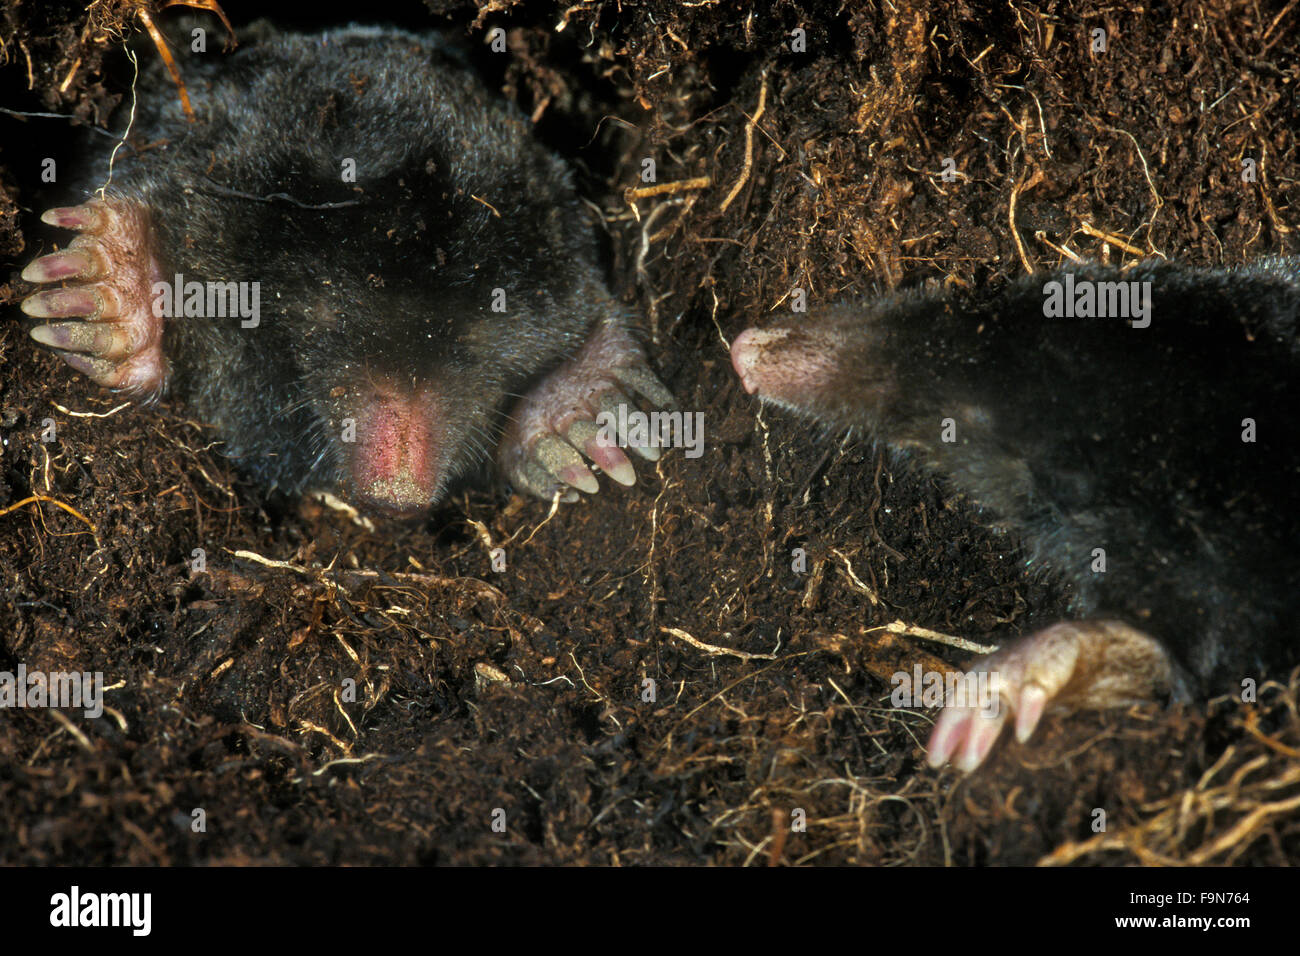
[732,259,1300,770]
[21,26,672,515]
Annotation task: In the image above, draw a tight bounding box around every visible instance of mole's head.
[201,189,596,518]
[730,293,1010,463]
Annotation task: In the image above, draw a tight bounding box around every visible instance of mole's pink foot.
[926,619,1180,773]
[498,317,674,501]
[21,199,168,398]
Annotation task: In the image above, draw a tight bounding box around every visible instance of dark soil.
[1,0,1298,865]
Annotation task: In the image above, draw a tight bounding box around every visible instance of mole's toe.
[40,204,106,231]
[21,248,102,283]
[610,363,676,410]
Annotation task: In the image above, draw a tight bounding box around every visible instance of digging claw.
[21,287,106,320]
[40,203,105,231]
[21,249,99,283]
[594,389,661,462]
[611,363,677,409]
[532,434,600,495]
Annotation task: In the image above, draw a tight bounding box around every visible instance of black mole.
[731,259,1300,771]
[20,26,672,516]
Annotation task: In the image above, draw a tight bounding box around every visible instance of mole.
[18,25,673,516]
[730,259,1300,772]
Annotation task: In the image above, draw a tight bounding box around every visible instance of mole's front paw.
[20,199,168,397]
[925,619,1181,772]
[498,318,675,501]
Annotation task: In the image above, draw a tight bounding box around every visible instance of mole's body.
[21,27,671,515]
[731,260,1300,771]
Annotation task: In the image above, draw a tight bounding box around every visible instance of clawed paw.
[925,619,1178,772]
[20,199,168,397]
[498,319,675,501]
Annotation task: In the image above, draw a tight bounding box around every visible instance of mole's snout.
[730,325,843,406]
[729,327,785,395]
[348,386,446,516]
